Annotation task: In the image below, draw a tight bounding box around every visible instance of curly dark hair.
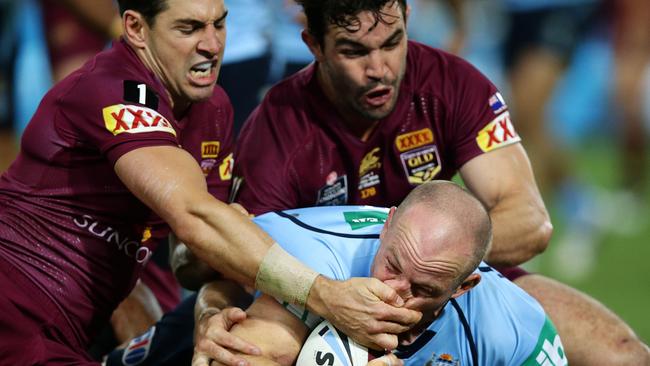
[296,0,407,45]
[116,0,169,26]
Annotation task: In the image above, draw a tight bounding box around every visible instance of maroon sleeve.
[445,57,521,169]
[55,76,180,167]
[207,97,235,202]
[233,103,302,215]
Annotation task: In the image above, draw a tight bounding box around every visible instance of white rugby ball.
[296,320,371,366]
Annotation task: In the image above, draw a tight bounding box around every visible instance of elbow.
[533,214,553,255]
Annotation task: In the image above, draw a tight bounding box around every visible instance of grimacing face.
[143,0,227,106]
[370,208,464,316]
[316,2,409,121]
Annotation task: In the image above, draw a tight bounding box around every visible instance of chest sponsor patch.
[103,104,176,137]
[395,128,434,152]
[219,153,234,181]
[400,145,441,185]
[201,141,220,158]
[316,174,348,206]
[343,211,388,230]
[476,112,520,152]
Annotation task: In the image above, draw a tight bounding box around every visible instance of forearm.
[227,297,306,366]
[484,189,553,267]
[195,280,253,321]
[460,145,553,267]
[170,235,221,291]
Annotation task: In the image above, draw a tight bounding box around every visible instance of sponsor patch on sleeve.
[476,112,520,152]
[103,104,176,137]
[522,317,568,366]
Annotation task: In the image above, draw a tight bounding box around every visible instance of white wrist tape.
[255,242,319,307]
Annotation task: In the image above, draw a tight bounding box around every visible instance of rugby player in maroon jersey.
[0,0,422,364]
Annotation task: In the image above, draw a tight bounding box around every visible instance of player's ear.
[451,273,481,299]
[302,30,324,61]
[123,10,148,49]
[380,207,397,240]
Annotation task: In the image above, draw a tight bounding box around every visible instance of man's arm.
[459,144,553,266]
[115,146,421,350]
[210,295,310,366]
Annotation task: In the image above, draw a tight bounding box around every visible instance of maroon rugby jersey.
[0,39,234,347]
[234,41,520,215]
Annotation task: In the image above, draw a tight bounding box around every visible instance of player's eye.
[340,48,367,58]
[177,27,196,35]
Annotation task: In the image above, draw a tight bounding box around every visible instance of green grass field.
[527,139,650,344]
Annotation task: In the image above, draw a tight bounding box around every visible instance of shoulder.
[461,266,550,361]
[404,41,495,97]
[237,66,318,150]
[56,42,172,117]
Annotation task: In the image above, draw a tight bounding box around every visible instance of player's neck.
[135,47,191,119]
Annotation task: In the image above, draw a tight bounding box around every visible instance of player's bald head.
[392,181,492,281]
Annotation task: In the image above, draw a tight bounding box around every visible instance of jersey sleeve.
[469,267,567,365]
[206,97,235,202]
[446,58,521,169]
[232,102,302,215]
[55,76,180,166]
[517,317,568,366]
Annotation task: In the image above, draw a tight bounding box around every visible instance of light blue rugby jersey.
[253,206,568,366]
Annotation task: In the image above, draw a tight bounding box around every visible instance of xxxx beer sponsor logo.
[401,146,442,185]
[476,112,520,152]
[103,104,176,136]
[395,128,434,152]
[201,141,220,158]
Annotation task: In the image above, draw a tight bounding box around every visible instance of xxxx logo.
[395,128,434,152]
[476,112,520,152]
[103,104,176,136]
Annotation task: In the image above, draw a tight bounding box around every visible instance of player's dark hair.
[295,0,407,45]
[116,0,169,26]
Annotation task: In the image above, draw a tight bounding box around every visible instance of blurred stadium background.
[1,0,648,344]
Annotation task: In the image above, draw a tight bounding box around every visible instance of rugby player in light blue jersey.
[213,181,567,366]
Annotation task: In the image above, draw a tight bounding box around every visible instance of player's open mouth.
[189,61,217,84]
[365,87,392,107]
